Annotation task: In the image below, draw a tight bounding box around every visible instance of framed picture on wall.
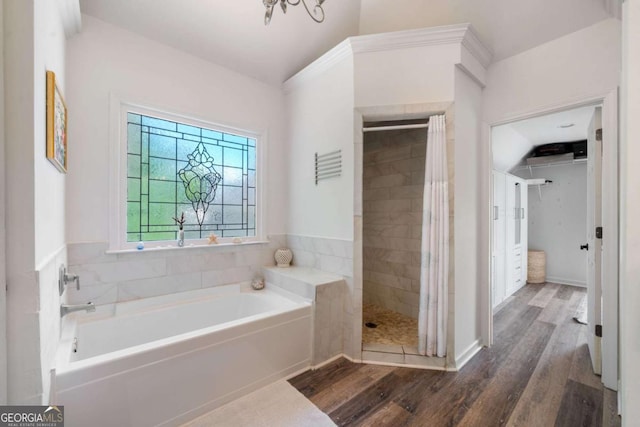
[46,70,67,173]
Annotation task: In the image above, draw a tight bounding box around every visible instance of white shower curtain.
[418,114,449,357]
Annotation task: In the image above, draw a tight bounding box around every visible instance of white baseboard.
[311,353,345,370]
[546,276,587,287]
[455,339,483,370]
[341,353,361,363]
[506,281,526,298]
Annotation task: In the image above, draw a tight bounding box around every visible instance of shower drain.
[365,322,378,328]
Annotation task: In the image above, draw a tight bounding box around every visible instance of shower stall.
[361,121,428,354]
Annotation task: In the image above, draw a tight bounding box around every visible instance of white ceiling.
[509,106,596,145]
[78,0,616,86]
[78,0,361,85]
[492,105,597,172]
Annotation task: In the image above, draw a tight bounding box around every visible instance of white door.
[586,107,603,375]
[505,175,527,296]
[492,171,507,308]
[519,181,528,284]
[505,175,517,295]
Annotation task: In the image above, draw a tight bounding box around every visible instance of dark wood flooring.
[289,283,621,427]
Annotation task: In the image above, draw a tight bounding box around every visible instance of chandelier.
[263,0,326,25]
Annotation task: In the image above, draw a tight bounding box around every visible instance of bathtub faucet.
[60,302,96,317]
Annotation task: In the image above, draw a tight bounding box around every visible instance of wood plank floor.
[289,283,621,427]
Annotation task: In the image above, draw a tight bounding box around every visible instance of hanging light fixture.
[263,0,326,25]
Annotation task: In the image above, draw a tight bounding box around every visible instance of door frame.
[482,89,619,390]
[587,106,603,375]
[491,170,507,309]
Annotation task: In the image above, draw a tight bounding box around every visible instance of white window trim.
[108,94,266,251]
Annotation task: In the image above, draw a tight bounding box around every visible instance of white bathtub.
[53,283,313,427]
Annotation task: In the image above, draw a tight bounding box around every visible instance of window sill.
[105,240,270,255]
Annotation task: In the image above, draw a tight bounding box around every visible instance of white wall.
[515,164,588,286]
[491,125,533,173]
[453,67,484,363]
[620,1,640,423]
[484,19,621,124]
[481,16,621,351]
[34,0,66,264]
[66,15,287,244]
[34,0,68,404]
[354,45,456,108]
[4,0,68,404]
[285,55,355,239]
[284,54,357,358]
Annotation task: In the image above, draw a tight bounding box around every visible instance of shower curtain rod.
[362,123,429,132]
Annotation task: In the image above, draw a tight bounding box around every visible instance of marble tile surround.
[285,234,356,359]
[285,235,353,276]
[263,266,345,366]
[362,128,426,320]
[67,234,355,363]
[66,235,287,305]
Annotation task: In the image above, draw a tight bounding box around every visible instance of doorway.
[488,99,618,389]
[361,120,427,355]
[356,112,450,370]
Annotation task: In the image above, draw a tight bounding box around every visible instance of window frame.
[109,99,265,251]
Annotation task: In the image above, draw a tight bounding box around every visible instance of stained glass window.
[126,112,257,242]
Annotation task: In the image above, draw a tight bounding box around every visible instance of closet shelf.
[526,179,553,200]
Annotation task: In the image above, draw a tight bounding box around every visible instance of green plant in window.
[178,142,222,226]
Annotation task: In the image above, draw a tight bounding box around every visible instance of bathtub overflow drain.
[365,322,378,329]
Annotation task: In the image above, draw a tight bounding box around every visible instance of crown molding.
[56,0,82,38]
[283,23,493,92]
[283,39,353,93]
[350,23,468,53]
[351,23,493,68]
[460,25,493,69]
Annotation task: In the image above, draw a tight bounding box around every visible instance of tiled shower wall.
[66,235,287,305]
[362,129,426,319]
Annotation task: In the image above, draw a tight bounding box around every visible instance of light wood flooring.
[290,283,621,426]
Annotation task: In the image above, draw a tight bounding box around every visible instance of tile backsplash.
[66,235,287,305]
[286,234,353,276]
